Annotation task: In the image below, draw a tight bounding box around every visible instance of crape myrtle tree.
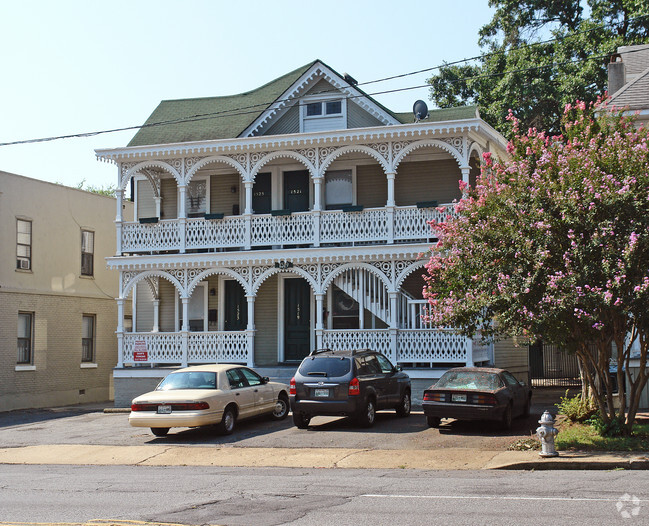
[422,100,649,436]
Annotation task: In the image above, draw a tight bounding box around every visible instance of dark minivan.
[289,349,411,428]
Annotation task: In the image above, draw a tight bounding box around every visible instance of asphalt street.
[1,464,648,526]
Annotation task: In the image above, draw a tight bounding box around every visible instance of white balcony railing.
[120,205,455,254]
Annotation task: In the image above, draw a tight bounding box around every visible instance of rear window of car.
[435,371,503,390]
[298,356,351,378]
[156,371,217,390]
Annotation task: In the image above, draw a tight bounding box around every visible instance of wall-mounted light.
[231,186,237,193]
[210,288,216,296]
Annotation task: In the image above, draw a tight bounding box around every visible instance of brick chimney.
[608,53,626,96]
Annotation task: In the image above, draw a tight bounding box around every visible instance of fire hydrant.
[536,410,559,457]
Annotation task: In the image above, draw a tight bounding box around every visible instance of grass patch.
[556,421,649,451]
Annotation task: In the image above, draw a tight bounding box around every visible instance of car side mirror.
[395,365,402,372]
[519,381,527,387]
[262,376,270,384]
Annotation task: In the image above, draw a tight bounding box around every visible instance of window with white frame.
[81,230,94,276]
[82,314,95,362]
[301,97,346,133]
[16,219,32,270]
[17,312,33,364]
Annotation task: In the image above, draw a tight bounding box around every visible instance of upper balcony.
[104,127,488,257]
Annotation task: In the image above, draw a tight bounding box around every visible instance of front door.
[283,170,309,212]
[224,280,247,331]
[284,278,311,362]
[252,172,272,214]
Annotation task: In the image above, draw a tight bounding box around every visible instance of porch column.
[244,181,253,250]
[246,294,256,367]
[386,171,396,207]
[465,336,474,366]
[313,176,322,247]
[116,298,125,368]
[154,196,161,218]
[115,189,124,256]
[386,171,396,244]
[461,166,470,192]
[388,292,399,364]
[178,185,187,253]
[152,299,160,333]
[315,293,325,350]
[181,297,189,367]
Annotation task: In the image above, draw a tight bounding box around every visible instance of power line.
[1,15,647,148]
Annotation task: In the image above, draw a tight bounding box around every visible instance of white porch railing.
[119,204,456,254]
[122,332,183,363]
[121,332,249,365]
[322,329,393,357]
[120,328,484,368]
[397,329,469,364]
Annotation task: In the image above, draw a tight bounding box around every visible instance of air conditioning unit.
[18,259,30,270]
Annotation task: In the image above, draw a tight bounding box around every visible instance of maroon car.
[422,367,531,429]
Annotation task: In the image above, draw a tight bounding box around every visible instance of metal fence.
[529,341,581,387]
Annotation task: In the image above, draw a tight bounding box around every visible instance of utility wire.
[1,14,647,148]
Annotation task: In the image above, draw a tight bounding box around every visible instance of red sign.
[133,340,148,361]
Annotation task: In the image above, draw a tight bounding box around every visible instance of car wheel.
[357,398,376,428]
[271,393,289,420]
[150,427,169,437]
[292,412,311,429]
[395,390,411,417]
[501,403,513,430]
[426,416,441,428]
[522,396,531,418]
[220,406,236,435]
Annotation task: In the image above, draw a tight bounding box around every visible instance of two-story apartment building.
[0,171,134,411]
[95,60,522,405]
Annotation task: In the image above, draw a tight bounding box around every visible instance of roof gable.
[240,60,401,137]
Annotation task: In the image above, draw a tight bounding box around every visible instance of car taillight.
[475,394,497,405]
[131,403,157,411]
[290,377,296,395]
[348,377,360,396]
[423,391,443,402]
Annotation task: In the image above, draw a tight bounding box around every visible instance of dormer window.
[301,96,346,132]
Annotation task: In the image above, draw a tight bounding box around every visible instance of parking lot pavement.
[0,400,550,452]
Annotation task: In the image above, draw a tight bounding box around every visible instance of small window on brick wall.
[17,312,33,364]
[82,314,95,362]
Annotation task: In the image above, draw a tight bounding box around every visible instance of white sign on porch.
[133,339,148,361]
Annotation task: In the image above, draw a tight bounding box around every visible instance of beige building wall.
[0,170,133,411]
[493,338,530,384]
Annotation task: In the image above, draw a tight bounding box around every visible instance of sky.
[0,0,494,190]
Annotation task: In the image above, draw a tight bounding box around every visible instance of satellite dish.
[413,100,429,122]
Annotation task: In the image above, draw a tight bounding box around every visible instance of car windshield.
[435,371,502,390]
[299,356,351,377]
[156,371,217,390]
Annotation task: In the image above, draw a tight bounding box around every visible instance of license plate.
[157,405,172,414]
[314,389,329,398]
[452,394,467,403]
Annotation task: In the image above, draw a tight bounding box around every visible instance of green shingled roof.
[128,61,318,147]
[393,105,479,124]
[128,60,480,147]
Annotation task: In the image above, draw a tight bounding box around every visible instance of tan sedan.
[129,364,289,436]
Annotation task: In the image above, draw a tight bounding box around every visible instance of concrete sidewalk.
[0,443,647,470]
